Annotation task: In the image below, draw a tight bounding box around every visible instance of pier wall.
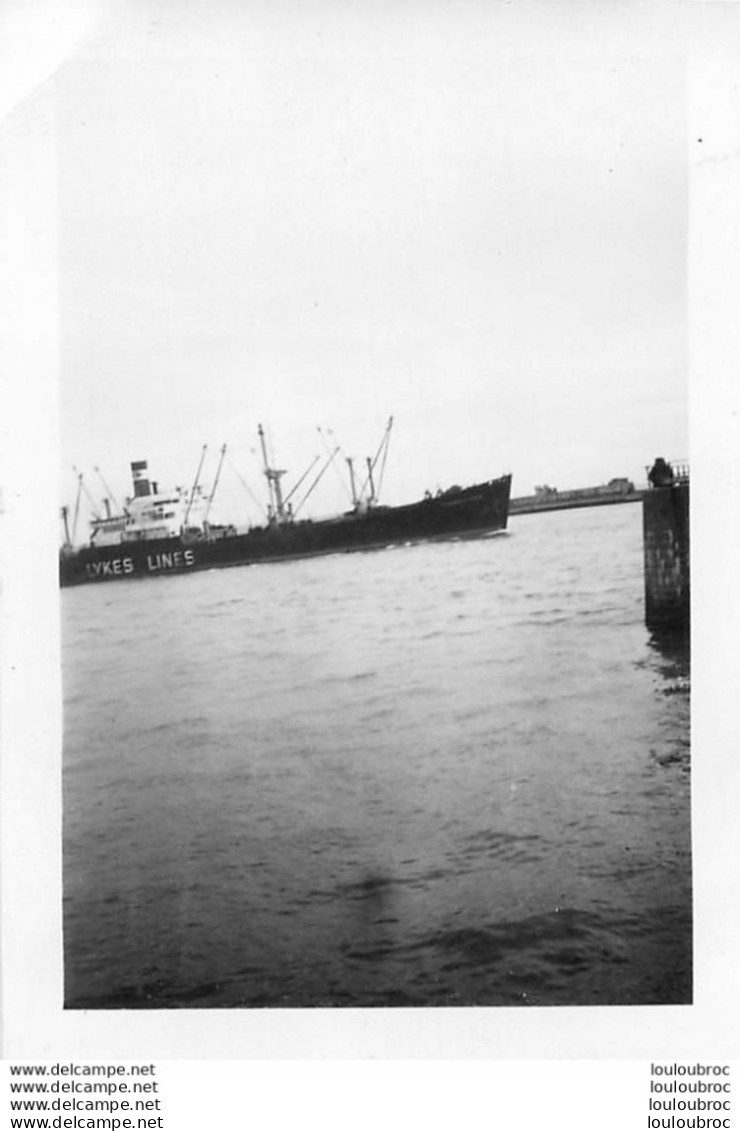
[642,485,690,625]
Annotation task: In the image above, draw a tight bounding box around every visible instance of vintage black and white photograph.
[54,3,691,1012]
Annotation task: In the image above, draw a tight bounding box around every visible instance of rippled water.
[62,504,691,1008]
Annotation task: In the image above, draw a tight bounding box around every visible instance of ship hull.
[60,474,512,587]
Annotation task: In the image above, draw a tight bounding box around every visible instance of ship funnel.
[131,460,152,498]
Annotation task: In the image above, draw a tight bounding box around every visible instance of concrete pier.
[642,483,690,625]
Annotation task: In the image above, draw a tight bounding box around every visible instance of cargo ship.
[59,420,512,586]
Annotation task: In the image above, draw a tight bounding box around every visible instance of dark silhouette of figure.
[648,457,675,488]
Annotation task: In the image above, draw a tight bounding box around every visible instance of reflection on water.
[63,505,691,1008]
[648,626,691,689]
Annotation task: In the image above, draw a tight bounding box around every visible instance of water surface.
[63,504,691,1007]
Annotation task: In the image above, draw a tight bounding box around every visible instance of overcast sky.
[56,2,688,527]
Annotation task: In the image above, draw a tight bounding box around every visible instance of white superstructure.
[89,461,208,546]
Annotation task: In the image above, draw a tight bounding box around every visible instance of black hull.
[60,474,512,587]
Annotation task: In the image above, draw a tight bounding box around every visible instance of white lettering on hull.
[85,557,135,579]
[84,548,195,580]
[146,549,195,572]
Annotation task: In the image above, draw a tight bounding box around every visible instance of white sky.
[55,1,687,527]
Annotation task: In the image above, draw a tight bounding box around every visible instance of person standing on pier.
[648,457,675,488]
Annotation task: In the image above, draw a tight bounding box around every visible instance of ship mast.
[183,444,207,529]
[365,456,377,507]
[71,466,102,536]
[258,424,288,524]
[203,443,227,525]
[375,415,393,500]
[346,457,358,510]
[71,471,83,542]
[358,416,394,508]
